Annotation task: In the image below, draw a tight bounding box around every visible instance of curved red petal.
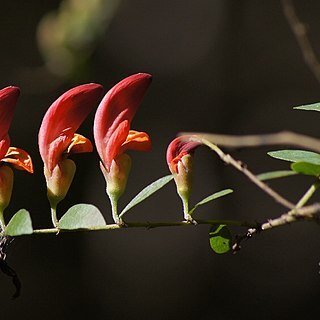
[166,136,201,173]
[39,83,103,171]
[102,120,130,170]
[94,73,152,169]
[0,86,20,140]
[2,147,34,173]
[120,130,152,153]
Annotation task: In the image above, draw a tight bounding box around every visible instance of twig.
[190,136,296,209]
[233,202,320,252]
[180,131,320,153]
[31,218,258,235]
[282,0,320,84]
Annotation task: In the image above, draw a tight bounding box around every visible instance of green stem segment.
[295,181,319,209]
[109,195,123,225]
[0,210,5,232]
[181,198,194,222]
[51,206,58,228]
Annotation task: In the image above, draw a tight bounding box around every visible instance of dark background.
[1,1,320,319]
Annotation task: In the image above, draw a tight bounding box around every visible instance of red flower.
[94,73,152,172]
[166,136,200,221]
[93,73,152,224]
[166,136,200,175]
[38,83,103,218]
[0,86,33,228]
[0,86,33,173]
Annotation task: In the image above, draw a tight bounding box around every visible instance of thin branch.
[30,202,319,254]
[233,202,320,252]
[32,218,258,235]
[282,0,320,84]
[190,136,296,209]
[181,131,320,153]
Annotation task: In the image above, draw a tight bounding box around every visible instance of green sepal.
[58,204,106,230]
[209,224,232,254]
[188,189,233,216]
[119,175,174,218]
[5,209,33,236]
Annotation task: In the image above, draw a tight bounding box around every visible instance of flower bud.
[171,154,194,205]
[44,158,76,209]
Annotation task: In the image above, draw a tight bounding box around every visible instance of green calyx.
[45,159,76,210]
[101,153,132,224]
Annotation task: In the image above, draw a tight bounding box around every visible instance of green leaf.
[119,175,174,217]
[189,189,233,216]
[268,150,320,165]
[294,102,320,112]
[209,224,232,254]
[58,204,106,230]
[5,209,33,236]
[256,170,298,181]
[291,162,320,176]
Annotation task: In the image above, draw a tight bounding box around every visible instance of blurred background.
[1,0,320,319]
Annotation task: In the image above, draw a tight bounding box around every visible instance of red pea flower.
[38,83,103,225]
[166,136,200,221]
[0,86,33,229]
[93,73,152,224]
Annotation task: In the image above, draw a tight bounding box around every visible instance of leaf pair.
[268,150,320,177]
[257,149,320,181]
[257,102,320,181]
[120,175,233,219]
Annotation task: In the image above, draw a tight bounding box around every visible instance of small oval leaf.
[294,102,320,112]
[189,189,233,216]
[209,224,232,254]
[58,204,106,230]
[291,162,320,176]
[257,170,298,181]
[268,150,320,165]
[119,175,174,217]
[5,209,33,236]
